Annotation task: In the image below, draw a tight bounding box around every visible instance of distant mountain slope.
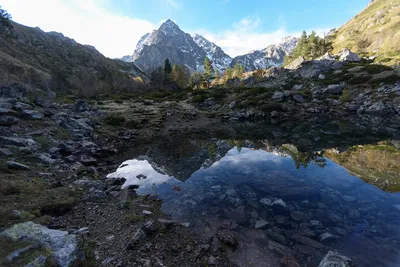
[0,22,148,96]
[230,37,298,71]
[332,0,400,65]
[192,34,232,72]
[131,20,208,73]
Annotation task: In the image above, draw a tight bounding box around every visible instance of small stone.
[22,109,43,119]
[142,210,153,216]
[211,185,221,191]
[7,161,30,170]
[250,210,259,219]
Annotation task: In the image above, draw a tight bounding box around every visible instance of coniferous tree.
[0,6,13,34]
[233,62,244,78]
[150,67,164,88]
[163,58,172,83]
[202,57,214,88]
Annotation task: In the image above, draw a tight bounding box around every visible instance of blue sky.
[3,0,369,58]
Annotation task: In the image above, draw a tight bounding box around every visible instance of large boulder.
[317,52,337,61]
[285,56,306,70]
[338,49,361,62]
[0,83,28,99]
[0,222,80,267]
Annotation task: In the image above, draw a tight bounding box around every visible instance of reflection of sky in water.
[108,145,400,266]
[107,159,179,192]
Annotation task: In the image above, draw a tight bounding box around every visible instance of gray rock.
[338,48,361,62]
[142,210,153,216]
[254,220,269,229]
[293,84,304,90]
[323,84,344,96]
[39,153,56,164]
[364,101,395,116]
[74,99,90,112]
[318,251,353,267]
[272,91,284,102]
[286,56,306,70]
[1,222,79,267]
[292,94,305,103]
[0,116,19,126]
[317,52,337,61]
[22,110,43,119]
[271,199,287,212]
[229,100,237,109]
[318,74,326,80]
[7,161,31,170]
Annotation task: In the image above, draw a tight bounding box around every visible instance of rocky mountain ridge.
[0,22,148,96]
[230,37,299,72]
[121,20,298,74]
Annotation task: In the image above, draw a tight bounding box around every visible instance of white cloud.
[193,16,333,57]
[2,0,155,58]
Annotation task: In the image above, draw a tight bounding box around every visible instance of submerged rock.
[318,251,353,267]
[0,222,79,267]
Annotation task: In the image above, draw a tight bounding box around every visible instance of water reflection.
[109,140,400,266]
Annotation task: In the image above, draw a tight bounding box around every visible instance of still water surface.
[108,139,400,266]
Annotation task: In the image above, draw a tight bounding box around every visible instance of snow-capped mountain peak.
[193,34,232,72]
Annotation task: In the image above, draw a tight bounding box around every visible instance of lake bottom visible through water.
[108,140,400,267]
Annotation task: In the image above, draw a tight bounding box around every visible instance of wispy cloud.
[164,0,181,8]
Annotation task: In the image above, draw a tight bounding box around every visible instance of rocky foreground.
[0,64,397,266]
